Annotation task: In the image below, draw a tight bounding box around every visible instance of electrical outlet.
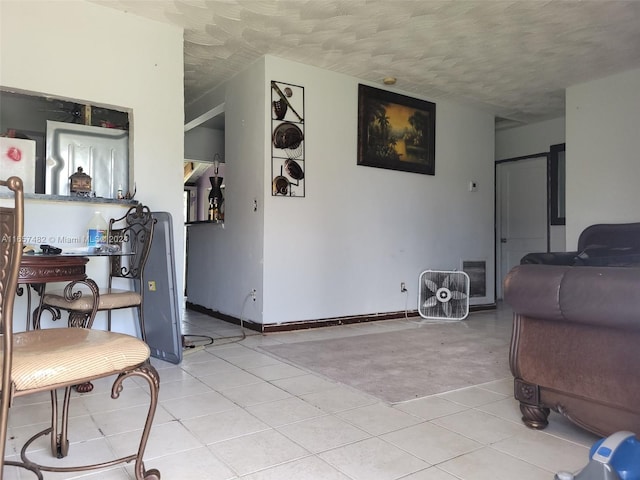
[250,289,257,301]
[400,282,407,292]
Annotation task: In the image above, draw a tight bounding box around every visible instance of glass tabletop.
[25,246,133,257]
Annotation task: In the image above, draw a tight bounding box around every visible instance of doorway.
[183,103,225,301]
[496,155,548,299]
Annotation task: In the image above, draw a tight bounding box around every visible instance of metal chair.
[0,176,160,479]
[39,205,155,339]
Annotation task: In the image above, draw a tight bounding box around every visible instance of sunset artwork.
[357,84,435,175]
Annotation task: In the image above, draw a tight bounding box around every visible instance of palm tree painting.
[357,84,435,175]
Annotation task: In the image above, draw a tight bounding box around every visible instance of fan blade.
[442,275,450,289]
[424,278,438,293]
[451,291,468,300]
[442,301,452,317]
[423,296,438,308]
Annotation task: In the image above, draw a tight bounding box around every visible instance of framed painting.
[357,84,435,175]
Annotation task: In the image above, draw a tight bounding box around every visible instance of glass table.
[18,253,98,330]
[18,248,130,329]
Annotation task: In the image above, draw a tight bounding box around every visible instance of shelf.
[0,192,138,206]
[185,220,224,226]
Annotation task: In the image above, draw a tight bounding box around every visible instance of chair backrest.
[0,176,24,466]
[107,205,155,284]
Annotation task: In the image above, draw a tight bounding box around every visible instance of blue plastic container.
[589,434,640,480]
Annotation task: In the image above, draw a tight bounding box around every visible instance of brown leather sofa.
[520,222,640,267]
[504,264,640,436]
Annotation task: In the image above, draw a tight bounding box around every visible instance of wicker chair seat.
[4,329,149,392]
[43,289,142,312]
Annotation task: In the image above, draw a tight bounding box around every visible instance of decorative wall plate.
[284,159,304,180]
[272,122,303,151]
[272,175,290,195]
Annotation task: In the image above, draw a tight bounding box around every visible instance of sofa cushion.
[505,264,640,331]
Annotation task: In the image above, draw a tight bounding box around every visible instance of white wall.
[186,58,266,324]
[1,0,184,334]
[185,127,223,163]
[495,117,565,161]
[261,57,495,325]
[566,68,640,246]
[187,55,496,326]
[495,117,566,251]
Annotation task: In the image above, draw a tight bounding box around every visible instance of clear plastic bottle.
[87,211,108,248]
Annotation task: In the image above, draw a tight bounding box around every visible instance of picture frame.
[357,84,435,175]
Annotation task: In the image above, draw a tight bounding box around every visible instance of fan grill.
[418,270,470,321]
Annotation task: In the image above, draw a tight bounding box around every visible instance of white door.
[496,156,548,298]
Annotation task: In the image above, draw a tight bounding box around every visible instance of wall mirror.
[550,143,566,225]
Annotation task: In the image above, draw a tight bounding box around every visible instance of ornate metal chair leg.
[49,390,59,457]
[31,283,62,330]
[118,363,160,480]
[71,305,96,392]
[47,388,71,458]
[19,283,31,331]
[58,387,72,458]
[65,279,100,393]
[18,363,160,477]
[3,460,44,479]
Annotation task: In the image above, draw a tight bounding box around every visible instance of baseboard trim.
[185,302,497,333]
[185,302,263,333]
[470,303,498,312]
[261,311,417,333]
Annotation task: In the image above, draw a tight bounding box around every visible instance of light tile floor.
[4,304,599,479]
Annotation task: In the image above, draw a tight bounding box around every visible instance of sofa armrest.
[504,264,640,331]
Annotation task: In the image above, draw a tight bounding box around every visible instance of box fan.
[418,270,470,321]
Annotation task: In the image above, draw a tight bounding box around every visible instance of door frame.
[495,152,551,299]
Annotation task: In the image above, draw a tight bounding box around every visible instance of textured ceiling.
[94,0,640,127]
